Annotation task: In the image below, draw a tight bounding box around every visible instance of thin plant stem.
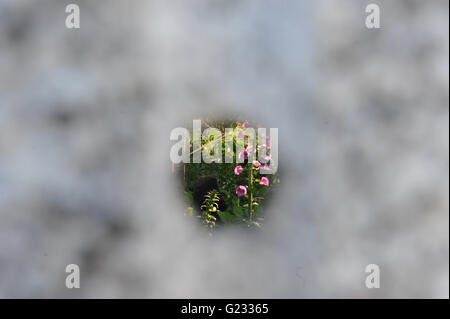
[249,168,253,221]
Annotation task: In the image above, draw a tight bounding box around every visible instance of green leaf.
[218,211,237,223]
[184,191,193,204]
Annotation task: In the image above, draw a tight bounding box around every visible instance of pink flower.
[262,154,271,161]
[238,150,249,160]
[242,122,248,129]
[266,139,271,149]
[236,185,247,197]
[234,165,244,175]
[259,177,269,186]
[252,160,261,170]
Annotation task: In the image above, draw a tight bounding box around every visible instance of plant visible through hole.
[174,117,280,233]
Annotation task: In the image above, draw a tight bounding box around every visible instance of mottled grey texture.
[0,0,448,298]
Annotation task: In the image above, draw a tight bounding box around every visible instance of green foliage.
[200,190,220,230]
[180,118,280,231]
[184,191,193,204]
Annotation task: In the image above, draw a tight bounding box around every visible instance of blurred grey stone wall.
[0,0,448,298]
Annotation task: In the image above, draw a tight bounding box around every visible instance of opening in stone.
[170,116,280,233]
